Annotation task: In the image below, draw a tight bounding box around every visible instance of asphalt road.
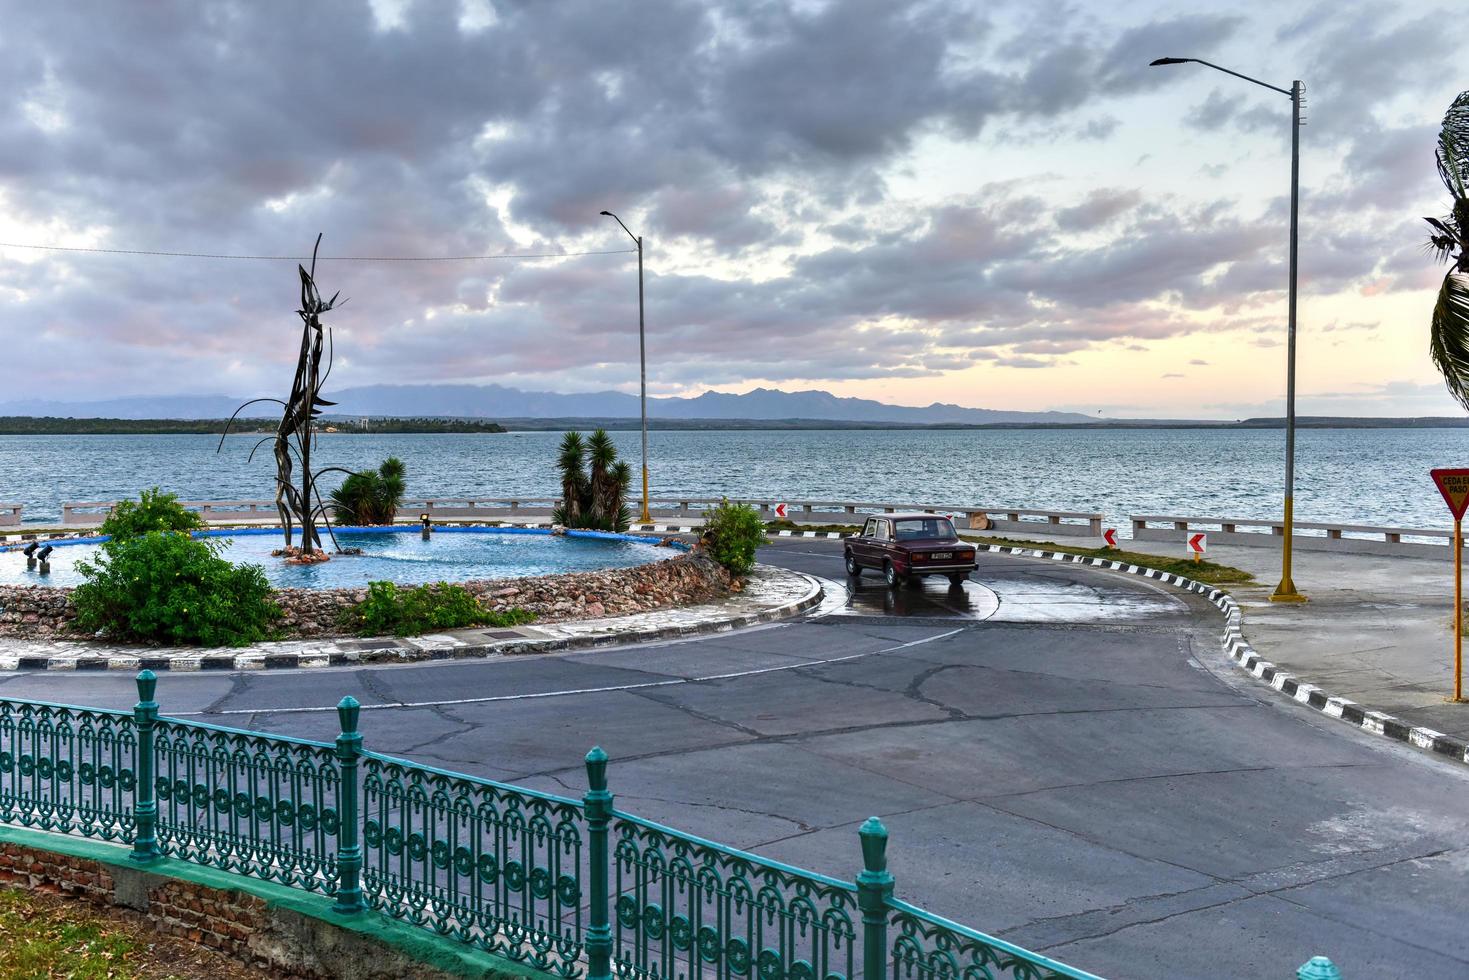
[3,538,1466,978]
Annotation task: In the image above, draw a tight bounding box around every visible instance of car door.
[853,517,880,566]
[872,518,894,568]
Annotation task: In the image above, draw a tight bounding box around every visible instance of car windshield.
[893,518,957,541]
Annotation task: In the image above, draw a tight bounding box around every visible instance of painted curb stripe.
[974,543,1469,769]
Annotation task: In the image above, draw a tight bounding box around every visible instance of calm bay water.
[0,428,1464,531]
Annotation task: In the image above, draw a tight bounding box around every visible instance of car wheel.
[948,573,968,588]
[845,551,861,577]
[883,560,901,588]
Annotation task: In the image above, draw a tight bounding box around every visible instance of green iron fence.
[0,673,1343,980]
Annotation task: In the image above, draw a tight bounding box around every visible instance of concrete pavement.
[964,526,1469,746]
[4,538,1468,977]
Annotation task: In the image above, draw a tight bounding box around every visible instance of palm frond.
[1430,271,1469,410]
[1436,92,1469,199]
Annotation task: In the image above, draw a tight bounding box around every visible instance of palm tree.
[1427,91,1469,407]
[329,457,407,525]
[554,431,586,526]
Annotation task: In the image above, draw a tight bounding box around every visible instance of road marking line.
[180,627,966,716]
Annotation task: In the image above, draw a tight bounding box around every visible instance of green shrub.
[72,532,278,646]
[99,487,203,540]
[329,457,406,525]
[345,581,536,636]
[702,499,766,576]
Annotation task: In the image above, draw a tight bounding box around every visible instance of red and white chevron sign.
[1188,532,1207,555]
[774,502,788,519]
[1103,528,1118,549]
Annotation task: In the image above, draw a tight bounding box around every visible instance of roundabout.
[2,538,1466,977]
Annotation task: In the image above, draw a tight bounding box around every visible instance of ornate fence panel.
[359,752,586,976]
[609,812,859,980]
[151,718,341,893]
[0,698,135,842]
[887,899,1102,980]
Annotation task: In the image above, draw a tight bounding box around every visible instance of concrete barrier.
[1131,514,1457,559]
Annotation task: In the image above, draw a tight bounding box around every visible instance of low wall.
[0,550,733,641]
[1131,515,1456,560]
[0,826,538,979]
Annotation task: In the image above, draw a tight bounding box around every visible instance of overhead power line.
[0,242,638,262]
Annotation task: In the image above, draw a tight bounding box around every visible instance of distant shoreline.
[0,414,1466,434]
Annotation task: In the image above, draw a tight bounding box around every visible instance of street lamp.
[1150,56,1307,603]
[600,210,653,525]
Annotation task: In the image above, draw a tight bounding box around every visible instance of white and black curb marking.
[773,530,853,539]
[1,575,825,672]
[977,543,1469,769]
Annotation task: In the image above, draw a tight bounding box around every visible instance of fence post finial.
[332,696,365,914]
[129,670,161,863]
[857,817,894,980]
[584,746,614,980]
[1297,956,1342,980]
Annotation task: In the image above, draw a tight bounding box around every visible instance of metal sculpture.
[220,234,347,561]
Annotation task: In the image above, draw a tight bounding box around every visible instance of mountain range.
[0,384,1094,425]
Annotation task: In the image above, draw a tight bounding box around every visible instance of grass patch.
[0,887,270,979]
[343,581,536,636]
[961,534,1254,585]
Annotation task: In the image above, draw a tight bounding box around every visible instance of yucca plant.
[553,431,587,526]
[552,429,630,531]
[330,457,406,525]
[1427,91,1469,407]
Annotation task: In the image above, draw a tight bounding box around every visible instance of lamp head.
[1149,57,1191,66]
[599,210,613,216]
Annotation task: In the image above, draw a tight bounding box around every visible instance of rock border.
[0,564,823,672]
[974,543,1469,769]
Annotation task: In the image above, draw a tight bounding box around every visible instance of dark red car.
[844,513,977,587]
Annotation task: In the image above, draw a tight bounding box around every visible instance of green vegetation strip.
[962,534,1254,584]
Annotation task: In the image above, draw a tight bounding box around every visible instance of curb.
[975,544,1469,769]
[0,570,824,673]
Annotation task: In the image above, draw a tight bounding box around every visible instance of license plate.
[930,552,952,560]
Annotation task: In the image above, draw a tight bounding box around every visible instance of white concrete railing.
[1131,514,1458,559]
[0,504,21,527]
[57,497,1103,536]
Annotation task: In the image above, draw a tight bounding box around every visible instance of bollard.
[856,817,894,980]
[130,670,161,863]
[1296,956,1342,980]
[332,696,365,914]
[584,747,614,980]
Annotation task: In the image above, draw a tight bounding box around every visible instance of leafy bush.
[552,430,631,531]
[701,499,766,576]
[344,580,536,636]
[329,457,406,525]
[99,487,203,540]
[72,532,278,646]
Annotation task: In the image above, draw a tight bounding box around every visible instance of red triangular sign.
[1431,468,1469,521]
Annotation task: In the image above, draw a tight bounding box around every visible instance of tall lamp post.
[599,210,653,525]
[1150,57,1307,603]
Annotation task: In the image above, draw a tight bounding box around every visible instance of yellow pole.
[1456,518,1463,702]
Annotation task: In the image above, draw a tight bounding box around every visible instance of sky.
[0,0,1463,419]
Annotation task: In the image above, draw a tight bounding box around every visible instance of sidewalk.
[965,527,1469,743]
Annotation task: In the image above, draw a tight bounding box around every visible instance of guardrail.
[58,496,1103,536]
[0,673,1104,980]
[0,674,1342,979]
[1131,514,1458,560]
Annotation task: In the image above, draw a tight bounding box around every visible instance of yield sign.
[1188,533,1207,554]
[1432,468,1469,521]
[1103,528,1118,548]
[774,502,788,520]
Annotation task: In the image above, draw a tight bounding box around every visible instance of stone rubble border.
[974,543,1469,769]
[0,566,824,673]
